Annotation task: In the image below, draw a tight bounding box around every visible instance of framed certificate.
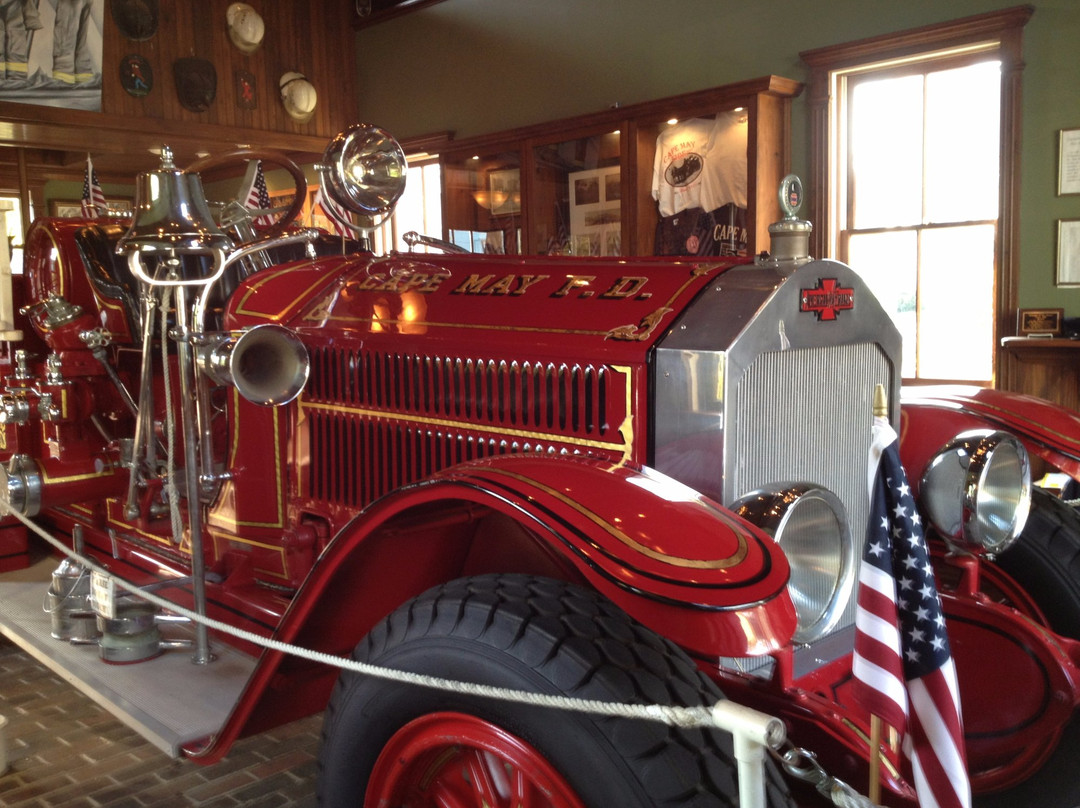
[1059,129,1080,195]
[1057,218,1080,286]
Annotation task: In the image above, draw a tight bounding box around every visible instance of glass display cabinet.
[439,75,802,258]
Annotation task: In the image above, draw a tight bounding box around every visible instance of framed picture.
[49,198,132,218]
[1060,128,1080,195]
[1057,218,1080,286]
[1017,307,1064,337]
[568,166,621,256]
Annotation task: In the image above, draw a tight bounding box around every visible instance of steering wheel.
[184,147,307,242]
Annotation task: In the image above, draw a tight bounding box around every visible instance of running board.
[0,561,256,757]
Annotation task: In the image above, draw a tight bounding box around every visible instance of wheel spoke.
[428,773,474,808]
[463,746,504,806]
[362,712,589,808]
[511,764,536,808]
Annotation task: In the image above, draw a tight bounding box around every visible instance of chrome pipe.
[192,228,320,332]
[403,230,468,254]
[124,289,160,520]
[173,285,214,665]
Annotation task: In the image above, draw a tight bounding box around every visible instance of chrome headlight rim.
[920,429,1031,556]
[317,123,408,221]
[733,483,854,645]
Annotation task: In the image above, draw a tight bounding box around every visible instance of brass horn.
[198,324,310,406]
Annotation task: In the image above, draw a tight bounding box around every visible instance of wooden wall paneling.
[630,122,654,257]
[0,0,359,194]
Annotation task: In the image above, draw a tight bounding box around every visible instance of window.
[802,7,1031,384]
[368,158,443,254]
[0,196,26,274]
[844,56,1000,381]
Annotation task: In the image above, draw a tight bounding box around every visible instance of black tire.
[317,574,794,808]
[995,486,1080,638]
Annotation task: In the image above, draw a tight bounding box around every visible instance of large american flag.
[852,413,970,808]
[241,160,276,227]
[314,184,352,237]
[81,155,106,218]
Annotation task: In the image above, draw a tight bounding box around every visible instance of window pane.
[422,163,443,238]
[924,61,1000,223]
[847,230,918,377]
[532,131,622,256]
[443,151,521,254]
[850,75,924,228]
[392,161,443,252]
[917,225,995,381]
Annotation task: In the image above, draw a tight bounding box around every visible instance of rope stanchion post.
[710,700,786,808]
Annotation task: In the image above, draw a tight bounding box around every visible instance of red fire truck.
[0,124,1076,807]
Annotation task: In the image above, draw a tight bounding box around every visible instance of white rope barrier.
[11,508,785,742]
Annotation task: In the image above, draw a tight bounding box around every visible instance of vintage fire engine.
[0,124,1076,807]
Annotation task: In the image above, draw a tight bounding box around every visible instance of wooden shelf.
[999,336,1080,412]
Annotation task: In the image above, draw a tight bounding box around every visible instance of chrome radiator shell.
[652,259,901,665]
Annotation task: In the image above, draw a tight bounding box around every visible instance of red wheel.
[367,712,586,808]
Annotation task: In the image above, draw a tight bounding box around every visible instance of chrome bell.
[118,145,231,254]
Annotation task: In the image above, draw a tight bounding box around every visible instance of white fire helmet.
[280,72,317,123]
[227,3,264,55]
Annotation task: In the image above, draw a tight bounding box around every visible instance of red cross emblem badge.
[800,278,854,321]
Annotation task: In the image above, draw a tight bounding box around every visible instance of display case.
[440,75,802,257]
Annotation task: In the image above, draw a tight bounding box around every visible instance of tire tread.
[318,574,794,807]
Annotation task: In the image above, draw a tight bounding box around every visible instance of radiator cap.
[759,174,812,269]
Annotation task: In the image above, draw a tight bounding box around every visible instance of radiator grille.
[731,342,889,537]
[731,341,890,634]
[305,346,615,507]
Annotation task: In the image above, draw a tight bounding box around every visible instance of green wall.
[356,0,1080,313]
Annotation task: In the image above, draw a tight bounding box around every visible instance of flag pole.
[868,382,889,805]
[869,714,882,804]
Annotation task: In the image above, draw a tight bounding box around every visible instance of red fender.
[901,385,1080,484]
[941,584,1080,791]
[297,453,797,660]
[188,454,797,762]
[424,455,799,656]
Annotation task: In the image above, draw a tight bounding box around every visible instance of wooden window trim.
[800,5,1033,385]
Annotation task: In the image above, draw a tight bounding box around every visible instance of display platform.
[0,558,256,757]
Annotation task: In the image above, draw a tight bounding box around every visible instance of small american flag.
[81,155,106,218]
[241,160,276,227]
[314,184,352,237]
[852,411,970,808]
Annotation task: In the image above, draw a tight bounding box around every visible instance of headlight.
[317,124,408,221]
[733,484,853,644]
[920,430,1031,555]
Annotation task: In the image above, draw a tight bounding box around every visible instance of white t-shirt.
[652,112,748,217]
[652,117,714,217]
[702,110,748,212]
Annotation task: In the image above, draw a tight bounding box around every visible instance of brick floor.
[0,639,320,807]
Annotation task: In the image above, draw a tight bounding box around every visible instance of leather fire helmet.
[111,0,159,41]
[280,72,317,124]
[174,57,217,113]
[227,3,265,55]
